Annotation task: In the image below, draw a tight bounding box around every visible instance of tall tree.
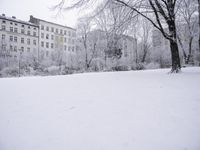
[55,0,182,72]
[198,0,200,52]
[177,0,198,64]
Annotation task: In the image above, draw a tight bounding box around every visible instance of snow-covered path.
[0,67,200,150]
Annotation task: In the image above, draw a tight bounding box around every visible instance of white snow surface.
[0,67,200,150]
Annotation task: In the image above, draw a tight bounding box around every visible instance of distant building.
[0,14,39,67]
[76,29,137,69]
[0,14,76,68]
[29,16,76,62]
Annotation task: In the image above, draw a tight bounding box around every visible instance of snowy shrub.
[112,65,130,71]
[61,66,75,75]
[0,67,19,77]
[145,62,160,69]
[45,66,60,75]
[131,63,145,70]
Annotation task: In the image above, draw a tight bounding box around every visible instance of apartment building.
[76,29,137,69]
[29,16,76,62]
[0,14,39,66]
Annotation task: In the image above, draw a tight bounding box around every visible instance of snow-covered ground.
[0,67,200,150]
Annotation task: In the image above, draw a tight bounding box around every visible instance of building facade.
[29,16,76,65]
[0,14,76,69]
[0,14,39,67]
[76,29,137,70]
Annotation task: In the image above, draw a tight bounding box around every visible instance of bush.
[145,62,160,69]
[131,63,145,70]
[112,65,130,71]
[0,67,19,77]
[44,66,60,75]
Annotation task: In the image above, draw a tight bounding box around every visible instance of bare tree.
[177,0,198,64]
[198,0,200,52]
[138,17,152,63]
[76,18,98,70]
[55,0,182,72]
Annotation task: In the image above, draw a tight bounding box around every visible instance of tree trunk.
[198,0,200,52]
[169,40,181,72]
[186,37,194,64]
[168,18,181,72]
[141,46,147,63]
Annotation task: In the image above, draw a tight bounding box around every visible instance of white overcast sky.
[0,0,80,28]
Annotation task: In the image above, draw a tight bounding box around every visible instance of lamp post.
[18,48,22,77]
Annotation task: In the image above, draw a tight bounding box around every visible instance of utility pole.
[18,49,22,77]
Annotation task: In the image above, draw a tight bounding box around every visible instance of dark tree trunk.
[185,37,194,64]
[141,47,147,63]
[198,0,200,52]
[169,40,181,72]
[168,20,181,72]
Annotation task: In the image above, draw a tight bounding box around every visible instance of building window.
[10,27,13,32]
[33,27,36,30]
[68,46,71,51]
[10,45,13,51]
[21,38,24,44]
[14,28,18,33]
[51,35,54,40]
[41,33,44,38]
[72,47,74,52]
[10,36,13,41]
[2,20,6,23]
[21,29,25,34]
[27,30,31,35]
[33,32,36,36]
[60,29,63,34]
[14,36,17,42]
[46,34,49,39]
[27,47,30,52]
[46,42,49,48]
[33,40,36,45]
[21,24,24,28]
[14,46,17,52]
[68,38,71,44]
[27,39,30,45]
[28,26,30,29]
[2,34,5,40]
[51,43,54,49]
[15,23,18,26]
[46,26,49,31]
[56,29,58,33]
[51,27,54,32]
[41,25,44,30]
[2,44,6,51]
[64,30,66,35]
[2,25,6,30]
[21,47,24,52]
[41,41,44,47]
[64,45,67,50]
[68,31,71,36]
[64,37,67,43]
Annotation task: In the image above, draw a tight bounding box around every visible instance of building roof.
[30,15,76,31]
[0,14,39,27]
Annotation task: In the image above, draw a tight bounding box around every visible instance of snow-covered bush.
[145,62,160,69]
[112,65,130,71]
[44,66,60,75]
[0,67,19,77]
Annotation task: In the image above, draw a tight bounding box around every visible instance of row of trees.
[55,0,200,73]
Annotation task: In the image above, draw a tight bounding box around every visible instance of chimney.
[2,14,5,17]
[12,16,16,19]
